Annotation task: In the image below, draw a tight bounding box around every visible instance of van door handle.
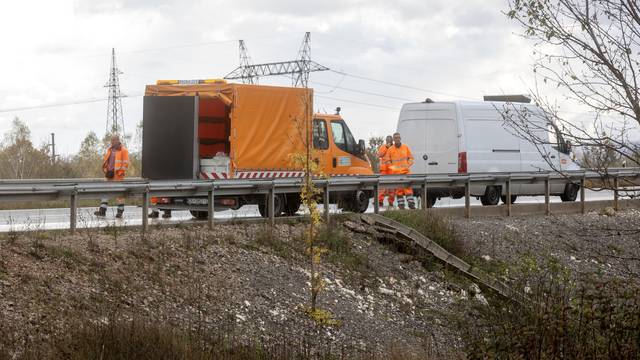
[550,155,556,159]
[428,162,438,165]
[332,158,337,167]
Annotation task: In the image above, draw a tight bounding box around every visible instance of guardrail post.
[545,177,551,216]
[580,177,586,214]
[268,183,275,227]
[70,187,77,234]
[464,179,471,219]
[506,178,512,217]
[421,180,428,211]
[613,176,619,211]
[207,184,214,229]
[142,187,149,233]
[324,183,330,225]
[373,181,379,214]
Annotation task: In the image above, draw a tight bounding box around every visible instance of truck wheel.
[342,190,369,213]
[500,195,517,204]
[284,194,301,216]
[190,210,209,220]
[560,183,579,202]
[258,194,284,217]
[480,186,500,206]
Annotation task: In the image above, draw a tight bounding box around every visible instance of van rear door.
[397,103,458,174]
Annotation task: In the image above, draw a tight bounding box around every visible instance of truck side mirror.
[358,139,366,155]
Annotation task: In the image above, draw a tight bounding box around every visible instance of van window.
[313,119,329,150]
[331,120,356,154]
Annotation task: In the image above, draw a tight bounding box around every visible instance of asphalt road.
[0,189,617,232]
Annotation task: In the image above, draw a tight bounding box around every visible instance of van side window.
[313,119,329,150]
[331,120,356,154]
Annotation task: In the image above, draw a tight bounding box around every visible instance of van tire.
[190,210,209,220]
[500,195,517,204]
[341,190,369,213]
[560,184,579,202]
[284,194,301,216]
[258,194,284,218]
[420,195,436,208]
[480,186,500,206]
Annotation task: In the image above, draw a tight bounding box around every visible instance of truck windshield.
[331,120,357,155]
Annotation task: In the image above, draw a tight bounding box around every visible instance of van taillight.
[458,152,467,173]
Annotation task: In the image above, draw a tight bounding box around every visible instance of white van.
[396,99,580,207]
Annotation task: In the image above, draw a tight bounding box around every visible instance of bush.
[457,257,640,359]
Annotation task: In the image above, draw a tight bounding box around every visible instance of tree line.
[0,117,141,179]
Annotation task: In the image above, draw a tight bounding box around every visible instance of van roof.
[401,100,539,108]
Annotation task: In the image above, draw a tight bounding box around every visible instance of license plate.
[186,198,208,205]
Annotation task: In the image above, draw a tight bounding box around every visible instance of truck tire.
[190,210,209,220]
[480,186,500,206]
[284,194,301,216]
[500,195,517,204]
[341,190,369,213]
[560,183,579,202]
[258,194,284,218]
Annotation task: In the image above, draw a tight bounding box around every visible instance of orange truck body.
[144,82,372,179]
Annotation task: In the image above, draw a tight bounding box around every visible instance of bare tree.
[505,0,640,172]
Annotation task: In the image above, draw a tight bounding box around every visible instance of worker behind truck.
[377,135,395,209]
[386,132,416,209]
[94,135,129,218]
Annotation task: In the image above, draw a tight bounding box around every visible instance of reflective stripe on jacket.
[385,144,414,174]
[102,146,129,178]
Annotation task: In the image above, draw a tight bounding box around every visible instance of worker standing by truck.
[377,135,395,208]
[94,135,129,218]
[386,132,416,209]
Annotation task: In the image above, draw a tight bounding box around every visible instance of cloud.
[0,0,589,156]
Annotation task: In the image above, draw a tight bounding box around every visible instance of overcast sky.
[0,0,596,155]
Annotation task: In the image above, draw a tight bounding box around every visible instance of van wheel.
[258,194,284,217]
[190,210,209,220]
[500,195,517,204]
[341,191,369,213]
[560,184,579,202]
[284,194,301,216]
[480,186,500,206]
[420,195,436,208]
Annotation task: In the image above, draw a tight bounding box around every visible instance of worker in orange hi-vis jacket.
[377,135,395,208]
[94,134,129,218]
[386,132,416,209]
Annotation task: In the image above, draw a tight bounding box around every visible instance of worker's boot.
[162,210,172,218]
[148,210,160,219]
[94,202,107,217]
[397,197,406,210]
[408,197,416,210]
[116,208,124,219]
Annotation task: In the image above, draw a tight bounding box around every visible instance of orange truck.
[142,80,373,217]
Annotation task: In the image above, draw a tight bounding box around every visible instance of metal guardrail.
[0,168,639,233]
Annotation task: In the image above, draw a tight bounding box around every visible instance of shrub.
[457,257,640,359]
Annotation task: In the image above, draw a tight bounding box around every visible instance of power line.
[329,69,477,100]
[315,94,399,110]
[311,80,415,102]
[0,95,143,114]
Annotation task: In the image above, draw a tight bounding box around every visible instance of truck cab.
[312,113,371,176]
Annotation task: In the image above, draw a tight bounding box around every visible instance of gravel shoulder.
[1,208,638,357]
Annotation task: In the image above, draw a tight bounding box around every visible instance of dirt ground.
[1,208,638,358]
